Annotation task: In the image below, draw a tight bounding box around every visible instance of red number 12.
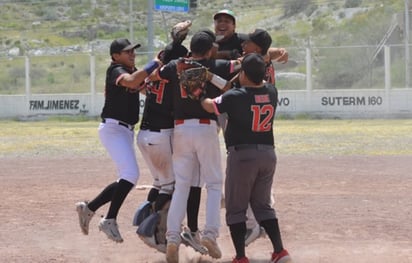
[251,105,274,132]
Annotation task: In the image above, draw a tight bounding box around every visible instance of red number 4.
[150,81,166,104]
[251,105,274,132]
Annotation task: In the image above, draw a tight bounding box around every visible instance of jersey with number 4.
[213,83,278,147]
[140,79,174,130]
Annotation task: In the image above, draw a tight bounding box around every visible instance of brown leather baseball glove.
[179,66,209,100]
[171,20,192,43]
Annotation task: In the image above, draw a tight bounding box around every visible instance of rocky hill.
[0,0,407,57]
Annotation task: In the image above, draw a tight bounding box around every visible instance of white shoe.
[98,218,123,243]
[245,224,261,246]
[75,201,94,235]
[180,227,208,254]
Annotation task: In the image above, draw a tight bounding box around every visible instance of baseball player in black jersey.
[201,53,292,263]
[150,31,238,263]
[133,27,230,255]
[75,38,161,243]
[134,31,190,252]
[214,9,288,246]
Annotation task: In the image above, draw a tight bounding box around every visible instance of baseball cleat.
[245,224,261,246]
[75,201,94,235]
[201,236,222,259]
[271,249,292,263]
[180,227,208,254]
[166,241,179,263]
[98,218,123,243]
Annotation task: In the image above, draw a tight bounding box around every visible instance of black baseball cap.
[190,31,213,55]
[241,53,266,84]
[213,9,236,24]
[200,28,216,42]
[110,38,141,55]
[244,29,272,55]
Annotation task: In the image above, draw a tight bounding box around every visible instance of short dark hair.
[244,29,272,55]
[241,53,266,85]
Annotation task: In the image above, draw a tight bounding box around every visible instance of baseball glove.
[179,66,209,100]
[171,20,192,44]
[136,199,170,253]
[132,201,153,226]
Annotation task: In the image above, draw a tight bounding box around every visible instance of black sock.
[229,222,246,259]
[147,187,159,202]
[260,218,284,253]
[106,179,134,219]
[187,186,201,232]
[87,181,118,212]
[154,193,172,211]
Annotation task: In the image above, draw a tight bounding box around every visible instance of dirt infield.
[1,153,411,263]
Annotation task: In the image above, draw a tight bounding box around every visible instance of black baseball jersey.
[218,32,276,86]
[139,79,174,130]
[218,33,248,55]
[159,58,236,121]
[101,63,140,125]
[213,83,278,147]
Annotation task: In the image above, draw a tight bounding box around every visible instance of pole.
[148,0,154,61]
[129,0,134,42]
[405,0,410,88]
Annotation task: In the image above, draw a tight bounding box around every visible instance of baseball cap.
[213,9,236,24]
[200,28,216,42]
[244,29,272,55]
[110,38,141,55]
[241,53,266,84]
[190,31,214,55]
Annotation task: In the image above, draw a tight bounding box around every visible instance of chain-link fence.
[1,43,410,96]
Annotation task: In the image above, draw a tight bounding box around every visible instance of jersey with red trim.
[214,83,278,147]
[159,58,235,121]
[139,79,174,130]
[217,33,248,55]
[101,63,140,125]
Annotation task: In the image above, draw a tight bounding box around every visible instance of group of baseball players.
[75,8,292,263]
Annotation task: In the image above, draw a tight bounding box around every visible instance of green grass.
[0,118,411,158]
[274,119,412,155]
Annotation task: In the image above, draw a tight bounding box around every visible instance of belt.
[140,127,161,132]
[175,119,211,125]
[228,144,274,151]
[102,118,135,131]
